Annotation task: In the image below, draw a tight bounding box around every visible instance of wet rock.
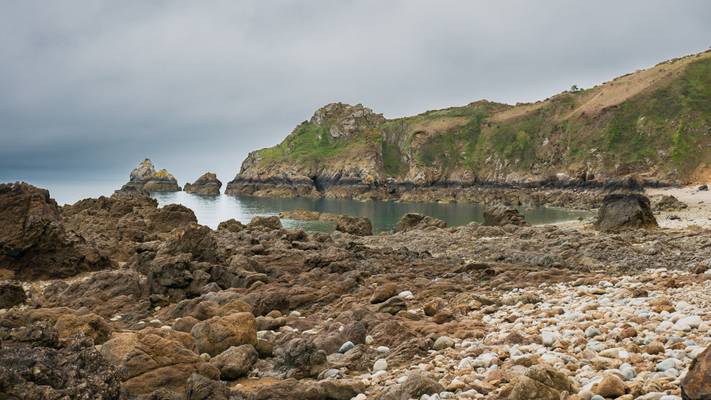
[0,321,121,400]
[394,213,447,232]
[184,172,222,196]
[0,182,109,280]
[122,159,180,192]
[335,215,373,236]
[483,205,528,226]
[0,282,26,308]
[209,344,258,380]
[248,215,283,230]
[594,193,657,232]
[681,344,711,400]
[654,195,688,211]
[274,338,328,378]
[191,312,257,356]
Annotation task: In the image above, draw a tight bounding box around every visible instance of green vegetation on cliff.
[251,51,711,184]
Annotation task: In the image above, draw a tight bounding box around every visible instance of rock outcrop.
[594,193,658,232]
[483,205,528,226]
[335,215,373,236]
[395,213,448,232]
[184,172,222,196]
[121,159,180,192]
[0,182,109,280]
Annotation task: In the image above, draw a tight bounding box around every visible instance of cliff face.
[227,51,711,198]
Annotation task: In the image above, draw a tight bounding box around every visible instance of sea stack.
[184,172,222,196]
[121,159,180,192]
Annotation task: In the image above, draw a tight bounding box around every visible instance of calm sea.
[3,177,590,233]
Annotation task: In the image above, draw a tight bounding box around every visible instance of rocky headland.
[184,172,222,196]
[2,180,711,399]
[226,51,711,207]
[122,158,180,192]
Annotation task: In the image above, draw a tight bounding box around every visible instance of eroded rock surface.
[121,158,180,192]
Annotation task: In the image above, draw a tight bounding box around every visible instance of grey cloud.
[1,0,710,182]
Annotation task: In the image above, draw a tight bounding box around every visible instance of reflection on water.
[152,192,590,233]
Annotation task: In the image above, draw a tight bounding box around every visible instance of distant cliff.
[227,51,711,199]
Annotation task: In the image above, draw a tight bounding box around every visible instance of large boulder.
[335,215,373,236]
[191,312,257,356]
[121,159,180,192]
[654,194,688,211]
[0,182,109,280]
[381,371,444,400]
[184,172,222,196]
[483,205,528,227]
[209,344,258,380]
[394,213,447,232]
[248,215,283,230]
[100,328,219,398]
[594,193,658,232]
[681,344,711,399]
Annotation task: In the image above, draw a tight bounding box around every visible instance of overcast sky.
[1,0,710,185]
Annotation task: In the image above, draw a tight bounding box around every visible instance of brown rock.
[507,365,578,400]
[593,373,626,397]
[0,182,109,280]
[191,312,257,356]
[335,215,373,236]
[209,344,258,380]
[370,283,398,304]
[682,344,711,400]
[395,213,447,232]
[184,172,222,196]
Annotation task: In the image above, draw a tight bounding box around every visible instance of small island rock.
[121,159,180,192]
[184,172,222,196]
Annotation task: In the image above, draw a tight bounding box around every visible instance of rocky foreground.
[2,182,711,399]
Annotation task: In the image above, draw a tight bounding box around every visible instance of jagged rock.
[310,103,385,139]
[335,215,373,236]
[248,215,283,230]
[483,205,528,227]
[681,344,711,399]
[654,195,688,211]
[0,282,26,309]
[184,173,222,196]
[209,344,258,380]
[191,312,257,356]
[274,338,328,379]
[122,159,180,192]
[594,193,658,232]
[0,321,121,400]
[0,182,109,280]
[394,213,447,232]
